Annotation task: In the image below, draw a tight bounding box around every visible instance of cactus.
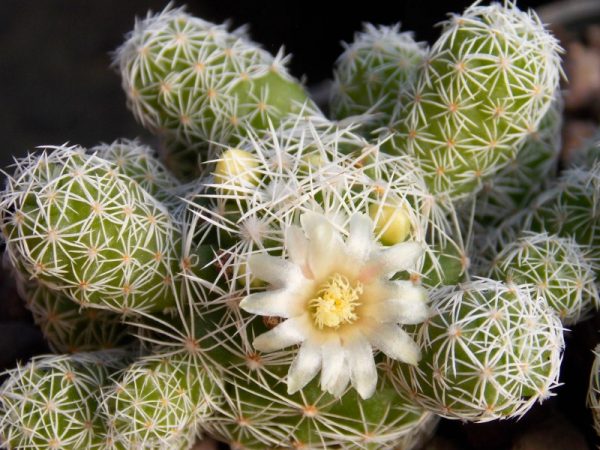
[101,351,220,449]
[330,23,428,134]
[0,351,129,449]
[91,139,182,210]
[391,280,564,422]
[114,5,316,179]
[204,342,437,449]
[0,1,587,448]
[387,2,561,199]
[189,115,463,295]
[490,232,599,325]
[0,145,184,314]
[473,98,562,226]
[17,277,131,354]
[524,164,600,274]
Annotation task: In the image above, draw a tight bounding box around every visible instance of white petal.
[361,242,423,282]
[301,212,345,278]
[239,288,305,318]
[367,324,420,365]
[369,282,430,324]
[300,211,332,237]
[347,337,378,400]
[287,340,322,394]
[345,213,373,262]
[285,225,309,268]
[320,338,349,397]
[253,316,308,352]
[248,254,301,287]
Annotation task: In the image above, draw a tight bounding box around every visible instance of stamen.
[310,274,362,329]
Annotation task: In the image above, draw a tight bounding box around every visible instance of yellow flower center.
[310,274,363,329]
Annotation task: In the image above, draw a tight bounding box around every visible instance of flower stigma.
[309,273,363,329]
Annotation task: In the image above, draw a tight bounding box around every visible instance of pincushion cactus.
[524,163,600,273]
[0,351,129,449]
[114,5,316,179]
[391,280,564,422]
[1,1,592,449]
[188,115,464,294]
[204,351,437,449]
[330,23,428,134]
[0,145,183,314]
[102,351,220,449]
[387,2,562,199]
[490,232,598,325]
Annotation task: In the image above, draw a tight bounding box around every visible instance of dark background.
[0,0,549,168]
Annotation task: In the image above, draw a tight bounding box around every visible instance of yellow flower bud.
[214,148,259,188]
[369,203,412,245]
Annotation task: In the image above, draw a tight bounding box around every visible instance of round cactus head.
[0,145,184,314]
[330,23,428,134]
[0,351,129,449]
[102,350,220,449]
[388,2,562,199]
[491,232,599,325]
[391,279,564,422]
[114,5,316,179]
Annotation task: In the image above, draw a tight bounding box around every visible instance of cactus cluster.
[3,2,600,449]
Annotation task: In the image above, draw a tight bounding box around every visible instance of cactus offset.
[115,5,316,179]
[0,145,184,314]
[391,280,564,422]
[330,23,428,134]
[387,2,561,199]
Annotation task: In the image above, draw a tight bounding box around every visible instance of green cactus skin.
[199,316,436,450]
[587,345,600,439]
[386,2,562,200]
[114,5,316,179]
[391,279,564,422]
[330,23,428,135]
[102,350,220,450]
[524,164,600,274]
[474,98,562,226]
[0,145,184,314]
[16,276,131,354]
[397,238,468,289]
[490,232,598,325]
[91,139,181,210]
[0,351,129,450]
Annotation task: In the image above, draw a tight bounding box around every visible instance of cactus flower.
[239,211,429,399]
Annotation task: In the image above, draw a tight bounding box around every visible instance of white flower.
[239,211,429,400]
